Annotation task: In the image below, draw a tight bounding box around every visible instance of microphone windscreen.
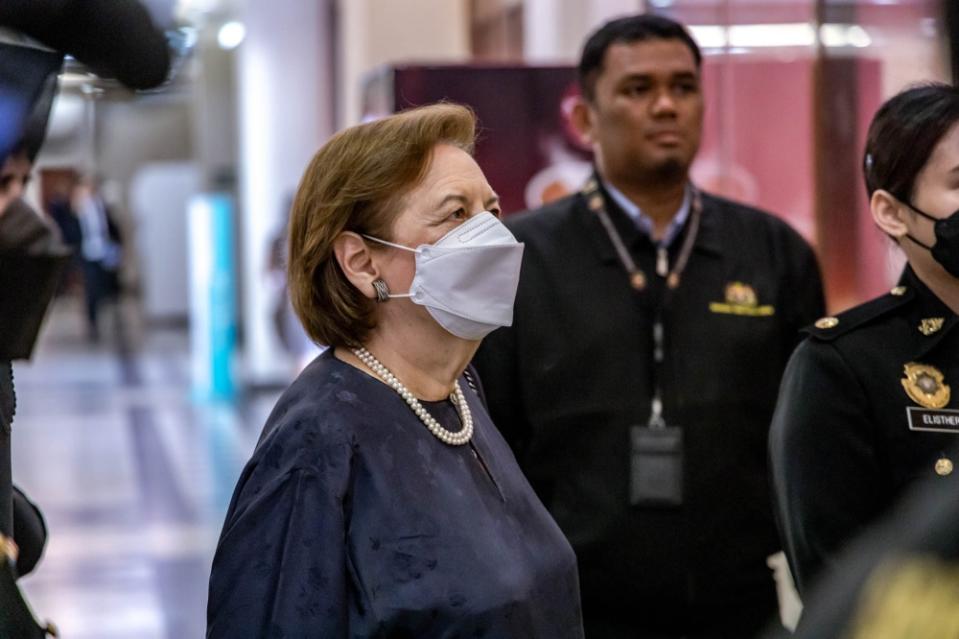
[0,0,172,90]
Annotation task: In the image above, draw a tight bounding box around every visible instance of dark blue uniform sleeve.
[207,464,351,639]
[769,340,882,595]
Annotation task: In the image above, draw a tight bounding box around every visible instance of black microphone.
[0,0,172,90]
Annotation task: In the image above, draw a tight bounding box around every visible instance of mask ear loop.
[901,200,939,251]
[362,234,419,253]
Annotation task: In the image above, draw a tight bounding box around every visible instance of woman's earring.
[372,278,390,302]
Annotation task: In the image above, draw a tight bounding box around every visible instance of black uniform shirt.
[474,183,824,636]
[770,265,959,595]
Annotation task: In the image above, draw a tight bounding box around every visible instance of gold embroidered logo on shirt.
[708,282,775,317]
[902,363,951,409]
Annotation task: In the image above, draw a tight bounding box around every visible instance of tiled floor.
[10,298,278,638]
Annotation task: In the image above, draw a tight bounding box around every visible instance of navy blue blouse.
[207,350,584,638]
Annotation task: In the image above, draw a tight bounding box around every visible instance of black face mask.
[902,201,959,279]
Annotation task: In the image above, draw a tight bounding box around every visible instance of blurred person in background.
[72,175,123,343]
[46,177,83,296]
[770,83,959,602]
[473,13,824,638]
[207,104,584,639]
[0,1,169,635]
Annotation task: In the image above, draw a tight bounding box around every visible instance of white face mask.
[363,212,525,340]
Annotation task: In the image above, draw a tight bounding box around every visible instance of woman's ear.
[871,189,909,239]
[333,232,379,299]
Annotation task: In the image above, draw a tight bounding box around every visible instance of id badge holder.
[630,424,683,506]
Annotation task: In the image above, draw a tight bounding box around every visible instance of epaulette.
[804,284,915,341]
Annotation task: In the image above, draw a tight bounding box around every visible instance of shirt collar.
[601,178,692,247]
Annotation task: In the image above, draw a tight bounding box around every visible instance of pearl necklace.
[352,347,473,446]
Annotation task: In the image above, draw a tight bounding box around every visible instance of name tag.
[907,407,959,433]
[630,425,683,507]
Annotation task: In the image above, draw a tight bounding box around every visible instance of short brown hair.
[288,103,476,348]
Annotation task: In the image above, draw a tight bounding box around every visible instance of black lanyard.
[582,178,703,428]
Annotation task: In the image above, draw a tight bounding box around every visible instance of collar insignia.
[919,318,945,336]
[902,362,951,409]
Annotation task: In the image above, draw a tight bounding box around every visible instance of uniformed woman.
[769,83,959,598]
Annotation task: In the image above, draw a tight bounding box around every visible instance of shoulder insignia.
[804,286,915,341]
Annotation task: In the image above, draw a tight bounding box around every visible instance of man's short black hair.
[578,13,702,102]
[864,83,959,202]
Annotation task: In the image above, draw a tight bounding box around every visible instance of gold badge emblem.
[815,317,839,329]
[919,318,945,336]
[890,285,908,296]
[901,363,951,409]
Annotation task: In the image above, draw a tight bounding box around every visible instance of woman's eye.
[489,207,502,218]
[449,208,467,221]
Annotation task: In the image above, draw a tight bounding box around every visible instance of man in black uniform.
[473,13,825,639]
[769,83,959,601]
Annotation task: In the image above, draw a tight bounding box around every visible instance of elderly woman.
[206,104,584,638]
